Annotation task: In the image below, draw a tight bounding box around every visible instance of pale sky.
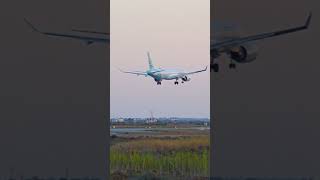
[110,0,210,118]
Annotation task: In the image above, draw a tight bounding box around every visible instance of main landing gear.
[229,63,236,69]
[174,81,179,85]
[212,63,219,72]
[157,81,161,85]
[211,63,236,72]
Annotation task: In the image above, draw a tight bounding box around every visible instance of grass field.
[110,134,209,179]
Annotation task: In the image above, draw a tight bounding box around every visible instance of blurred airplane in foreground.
[119,52,207,85]
[25,12,311,72]
[211,13,312,72]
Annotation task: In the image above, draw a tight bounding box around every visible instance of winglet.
[204,66,208,71]
[305,12,312,28]
[24,18,41,33]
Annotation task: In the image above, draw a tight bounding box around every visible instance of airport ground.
[110,124,210,180]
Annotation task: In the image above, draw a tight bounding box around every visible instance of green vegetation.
[110,136,209,178]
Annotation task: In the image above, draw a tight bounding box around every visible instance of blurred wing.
[72,29,109,35]
[212,13,312,50]
[24,19,109,44]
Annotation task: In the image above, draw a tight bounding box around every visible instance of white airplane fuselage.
[147,68,190,82]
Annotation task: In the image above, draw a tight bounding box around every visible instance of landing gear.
[229,58,237,69]
[174,81,179,85]
[229,63,236,69]
[157,81,161,85]
[212,63,219,72]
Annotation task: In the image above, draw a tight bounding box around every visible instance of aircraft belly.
[163,76,176,80]
[161,73,178,80]
[153,73,175,81]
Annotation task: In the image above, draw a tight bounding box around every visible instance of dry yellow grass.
[110,135,209,177]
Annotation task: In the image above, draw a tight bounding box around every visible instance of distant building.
[145,118,157,124]
[126,118,135,124]
[115,118,124,123]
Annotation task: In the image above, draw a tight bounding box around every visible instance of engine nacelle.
[182,76,191,82]
[229,43,258,63]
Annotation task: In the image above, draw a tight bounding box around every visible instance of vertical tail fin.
[147,52,154,70]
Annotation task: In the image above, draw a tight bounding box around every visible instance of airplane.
[25,13,312,72]
[119,52,207,85]
[211,13,312,72]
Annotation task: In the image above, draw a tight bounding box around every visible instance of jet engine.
[182,76,191,82]
[229,43,258,63]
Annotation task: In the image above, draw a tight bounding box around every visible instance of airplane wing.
[24,19,109,45]
[185,66,207,75]
[119,69,148,76]
[212,13,312,50]
[71,29,109,35]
